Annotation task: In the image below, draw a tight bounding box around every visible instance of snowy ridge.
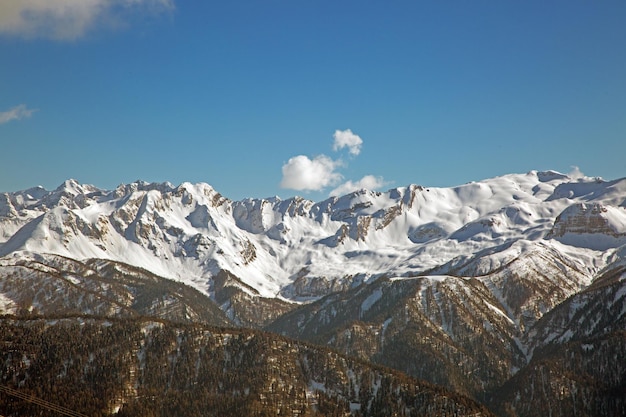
[1,170,626,303]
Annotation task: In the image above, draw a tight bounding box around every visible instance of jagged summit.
[1,170,625,302]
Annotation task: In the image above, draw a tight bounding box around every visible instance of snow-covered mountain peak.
[113,180,177,196]
[535,169,569,181]
[21,185,48,200]
[54,178,83,193]
[1,171,625,302]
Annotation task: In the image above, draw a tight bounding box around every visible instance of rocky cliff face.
[547,202,626,249]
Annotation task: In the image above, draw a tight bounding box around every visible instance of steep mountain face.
[268,274,526,399]
[491,331,626,417]
[0,317,492,417]
[3,171,624,307]
[0,252,232,326]
[490,257,626,416]
[2,170,626,416]
[523,248,626,354]
[266,238,605,400]
[547,202,626,250]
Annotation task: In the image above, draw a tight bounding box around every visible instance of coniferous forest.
[0,316,491,417]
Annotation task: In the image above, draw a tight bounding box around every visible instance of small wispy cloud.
[333,129,363,156]
[0,104,37,124]
[568,165,585,180]
[0,0,175,40]
[280,155,343,192]
[329,175,388,197]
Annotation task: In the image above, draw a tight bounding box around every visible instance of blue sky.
[1,1,625,201]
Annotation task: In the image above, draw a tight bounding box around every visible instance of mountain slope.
[0,252,232,326]
[268,274,525,399]
[2,171,625,306]
[476,244,626,415]
[2,170,626,416]
[266,236,602,397]
[0,317,493,417]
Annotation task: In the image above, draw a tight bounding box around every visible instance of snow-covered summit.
[1,171,625,301]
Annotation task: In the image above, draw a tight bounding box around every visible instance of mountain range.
[1,170,625,416]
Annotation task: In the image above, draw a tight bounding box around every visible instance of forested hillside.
[0,317,492,417]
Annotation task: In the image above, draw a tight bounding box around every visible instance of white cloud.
[568,165,585,180]
[0,104,37,124]
[329,175,388,197]
[0,0,174,40]
[280,155,343,192]
[333,129,363,156]
[280,128,385,196]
